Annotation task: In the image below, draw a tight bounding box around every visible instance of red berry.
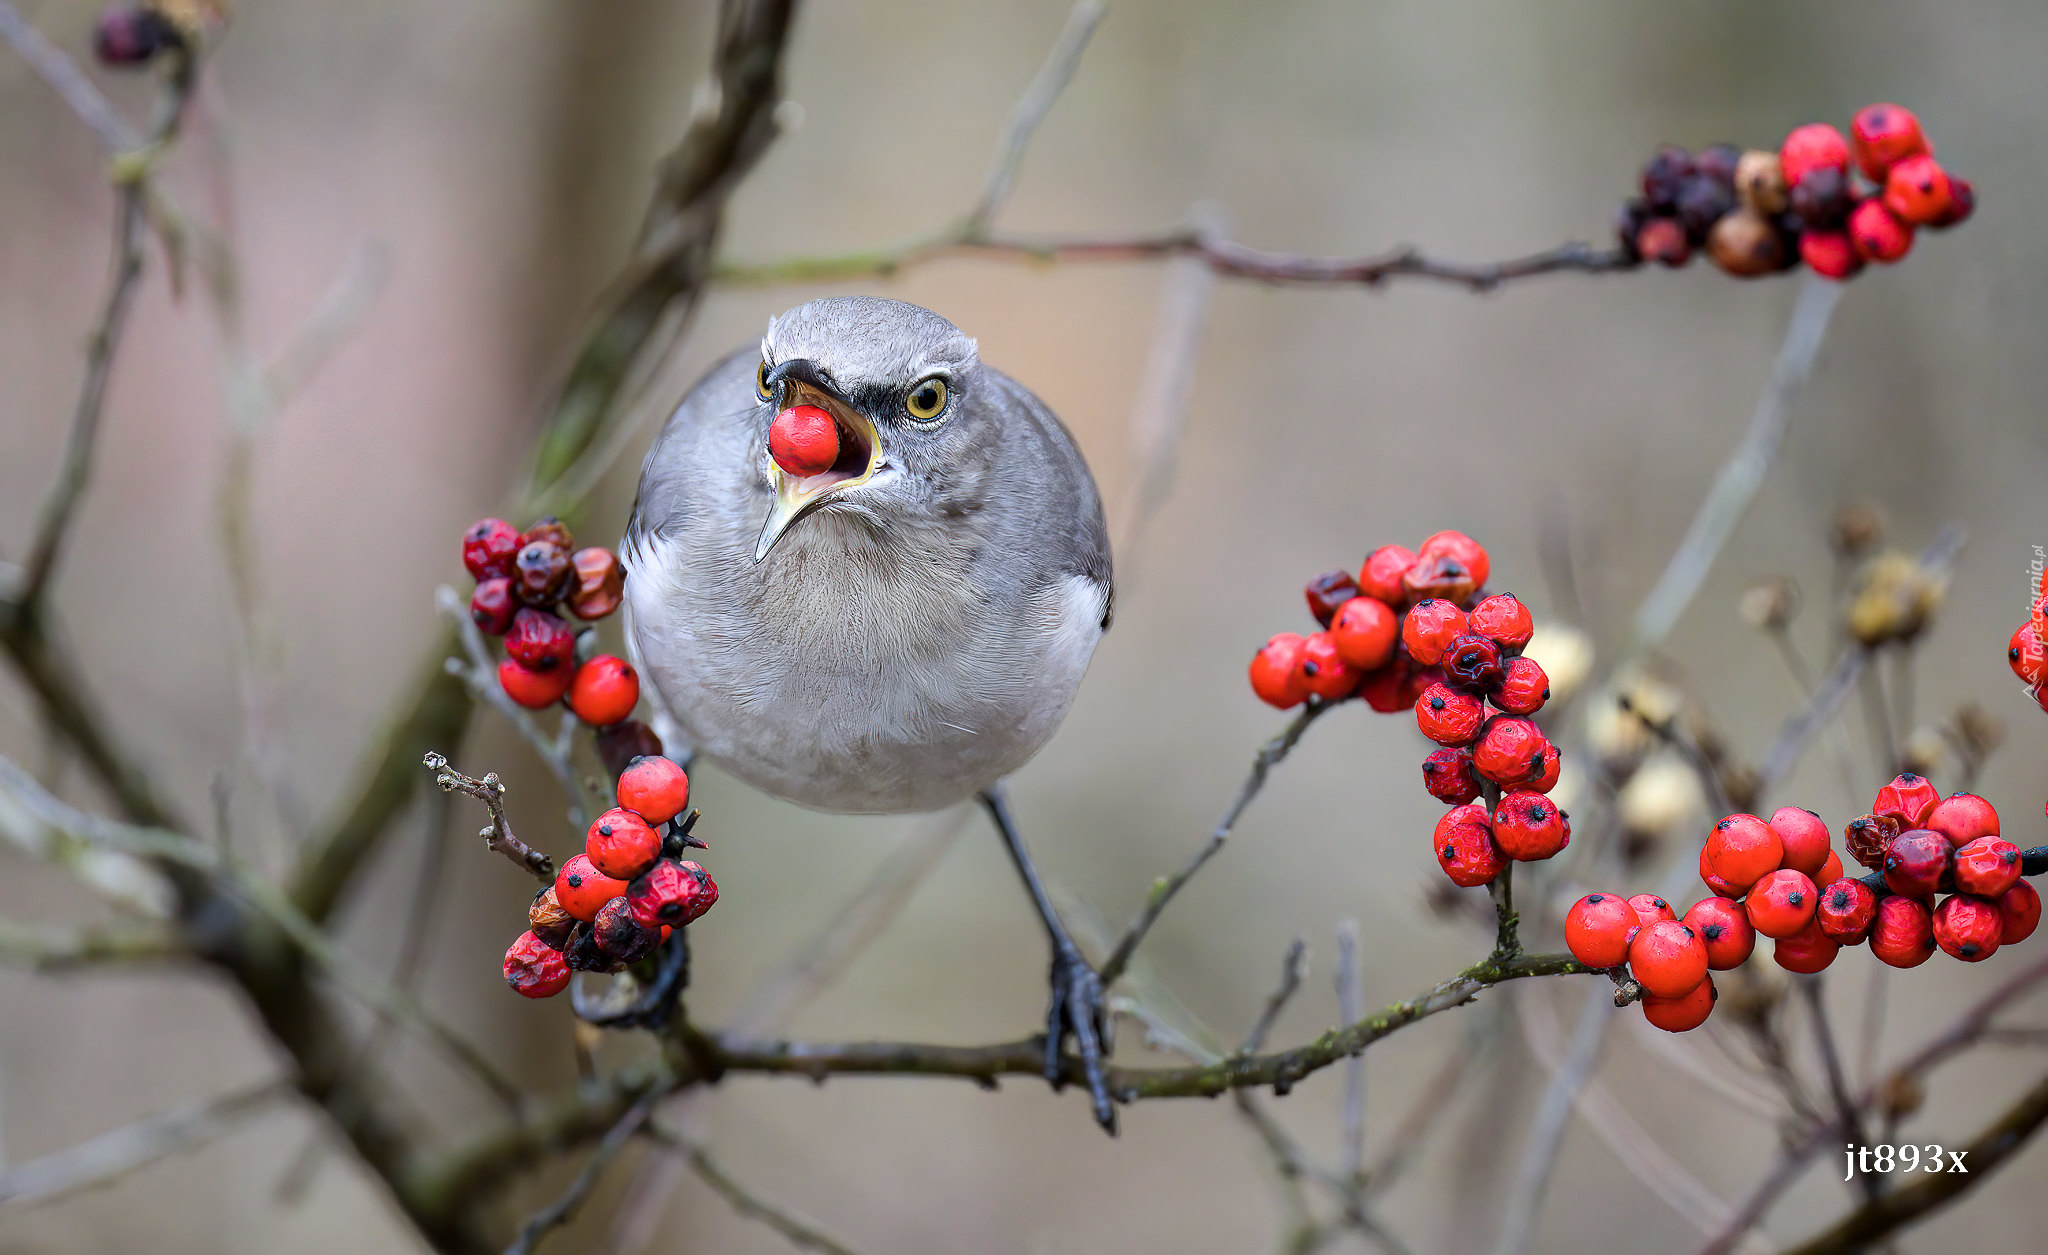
[1629,920,1709,999]
[675,860,719,920]
[1745,869,1819,939]
[1817,878,1879,945]
[1871,894,1937,968]
[1769,806,1832,878]
[1472,717,1550,786]
[1683,897,1755,970]
[568,547,625,620]
[1467,593,1533,650]
[570,655,640,727]
[1434,805,1505,888]
[617,755,690,825]
[1850,104,1928,181]
[1526,743,1562,794]
[1929,175,1975,229]
[1773,917,1841,974]
[1403,556,1479,610]
[1419,530,1490,588]
[1400,599,1469,667]
[1873,773,1939,830]
[1882,154,1953,226]
[1849,199,1914,264]
[1304,569,1360,628]
[593,895,660,963]
[1441,634,1504,696]
[1699,848,1747,902]
[1358,545,1418,605]
[1330,597,1398,670]
[1628,894,1677,925]
[1953,836,2023,899]
[1565,893,1642,969]
[1642,974,1716,1033]
[1415,683,1486,747]
[627,859,705,928]
[93,6,181,66]
[1844,812,1902,872]
[555,853,628,922]
[1250,633,1311,709]
[1356,662,1411,714]
[1883,829,1953,898]
[505,607,576,672]
[1780,122,1850,187]
[528,886,576,950]
[1397,664,1439,710]
[499,658,574,709]
[504,931,571,998]
[1933,894,2003,962]
[512,540,574,606]
[469,577,517,635]
[2010,625,2048,687]
[1799,230,1863,280]
[585,807,661,880]
[1421,748,1481,805]
[1492,790,1568,861]
[1818,849,1845,888]
[1703,813,1784,893]
[769,404,840,477]
[2035,592,2048,640]
[462,517,523,581]
[1299,632,1360,702]
[1998,881,2042,945]
[1491,656,1548,716]
[1637,217,1691,267]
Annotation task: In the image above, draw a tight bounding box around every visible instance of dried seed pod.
[568,547,626,620]
[528,886,576,950]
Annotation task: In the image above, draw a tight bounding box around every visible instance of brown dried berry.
[593,896,660,963]
[568,547,626,620]
[513,540,573,606]
[1734,150,1788,215]
[521,516,573,550]
[596,719,665,781]
[528,886,576,950]
[1707,209,1788,278]
[1402,554,1478,606]
[1844,812,1901,872]
[563,921,622,973]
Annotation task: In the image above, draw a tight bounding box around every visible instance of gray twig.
[438,587,596,830]
[1336,920,1366,1182]
[656,1131,865,1255]
[0,1081,287,1206]
[1491,984,1614,1255]
[506,1090,661,1255]
[0,2,136,151]
[964,0,1104,232]
[1243,937,1310,1054]
[423,752,556,885]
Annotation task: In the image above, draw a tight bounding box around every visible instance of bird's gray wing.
[982,368,1115,631]
[622,346,764,569]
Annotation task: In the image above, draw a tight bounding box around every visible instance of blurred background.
[3,0,2047,1251]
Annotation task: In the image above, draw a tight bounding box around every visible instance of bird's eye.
[755,360,773,401]
[905,378,948,421]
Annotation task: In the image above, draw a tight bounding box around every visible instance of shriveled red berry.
[1401,600,1468,666]
[585,807,661,880]
[1773,917,1841,974]
[555,853,628,922]
[1884,829,1953,898]
[527,887,576,950]
[1929,175,1974,229]
[469,577,517,635]
[1629,920,1709,999]
[617,755,690,825]
[1304,569,1360,628]
[769,404,840,477]
[1818,849,1844,888]
[1250,633,1311,709]
[1953,837,2022,900]
[1402,554,1478,606]
[1998,881,2041,945]
[1356,663,1410,714]
[1473,717,1550,786]
[1642,974,1716,1032]
[562,922,618,973]
[628,859,699,928]
[570,655,640,727]
[1684,897,1756,970]
[521,516,573,549]
[1565,893,1642,969]
[1358,545,1418,605]
[1768,807,1832,878]
[1873,773,1939,830]
[568,547,625,620]
[1441,634,1504,696]
[1421,748,1481,805]
[674,860,719,921]
[1817,878,1879,945]
[463,518,523,582]
[1788,166,1853,229]
[1703,813,1784,893]
[1526,743,1562,794]
[1467,594,1532,650]
[1435,809,1507,889]
[504,931,571,998]
[512,540,574,606]
[1799,230,1863,280]
[1933,894,2003,962]
[1330,596,1398,671]
[1418,531,1489,587]
[505,607,576,672]
[1882,154,1953,226]
[1628,894,1677,925]
[1299,632,1360,702]
[1844,813,1901,871]
[2009,625,2048,687]
[1492,656,1548,716]
[1849,199,1914,264]
[1850,104,1928,181]
[1871,895,1937,968]
[1492,790,1568,861]
[1416,683,1486,747]
[1745,869,1818,939]
[1780,122,1850,187]
[1637,217,1691,267]
[499,658,574,709]
[593,895,660,963]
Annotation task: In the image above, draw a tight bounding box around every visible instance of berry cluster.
[2006,593,2048,714]
[1569,775,2044,1035]
[1616,104,1975,280]
[503,756,718,999]
[461,516,641,727]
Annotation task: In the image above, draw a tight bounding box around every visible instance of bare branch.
[1799,977,1876,1201]
[0,1,136,151]
[424,753,558,886]
[1491,984,1614,1255]
[505,1089,660,1255]
[1336,920,1366,1182]
[657,1132,866,1255]
[0,917,179,970]
[0,1081,288,1207]
[1243,937,1310,1054]
[1112,222,1219,581]
[964,0,1104,232]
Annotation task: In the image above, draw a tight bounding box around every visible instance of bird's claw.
[1043,944,1117,1135]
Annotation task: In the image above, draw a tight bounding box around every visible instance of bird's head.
[750,297,986,561]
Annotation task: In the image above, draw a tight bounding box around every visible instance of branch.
[0,1,136,151]
[1490,984,1614,1255]
[0,1081,288,1206]
[437,586,596,829]
[0,917,179,970]
[424,753,557,885]
[505,1090,661,1255]
[964,0,1104,232]
[655,1132,866,1255]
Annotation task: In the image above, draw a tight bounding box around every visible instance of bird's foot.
[1043,942,1118,1135]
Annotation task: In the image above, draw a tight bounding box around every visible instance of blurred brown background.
[4,0,2047,1251]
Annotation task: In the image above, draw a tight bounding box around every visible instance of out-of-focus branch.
[0,917,179,969]
[963,0,1103,232]
[652,1131,866,1255]
[0,1,136,151]
[1799,977,1876,1201]
[1491,985,1614,1255]
[0,1081,289,1207]
[505,1091,661,1255]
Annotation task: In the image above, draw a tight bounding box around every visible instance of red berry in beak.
[769,404,840,477]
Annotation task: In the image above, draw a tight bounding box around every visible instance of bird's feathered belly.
[626,520,1104,814]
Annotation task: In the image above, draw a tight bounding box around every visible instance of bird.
[622,295,1119,1129]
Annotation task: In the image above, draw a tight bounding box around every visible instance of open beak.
[754,364,882,562]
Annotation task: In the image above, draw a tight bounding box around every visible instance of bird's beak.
[754,366,883,562]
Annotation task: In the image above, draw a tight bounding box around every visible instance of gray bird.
[623,296,1118,1129]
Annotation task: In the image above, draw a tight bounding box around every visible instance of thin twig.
[1336,920,1365,1182]
[665,1134,865,1255]
[0,1,136,151]
[505,1090,661,1255]
[1491,983,1614,1255]
[0,1081,288,1206]
[963,0,1104,232]
[1799,977,1876,1201]
[424,752,556,885]
[1243,938,1310,1055]
[0,917,178,969]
